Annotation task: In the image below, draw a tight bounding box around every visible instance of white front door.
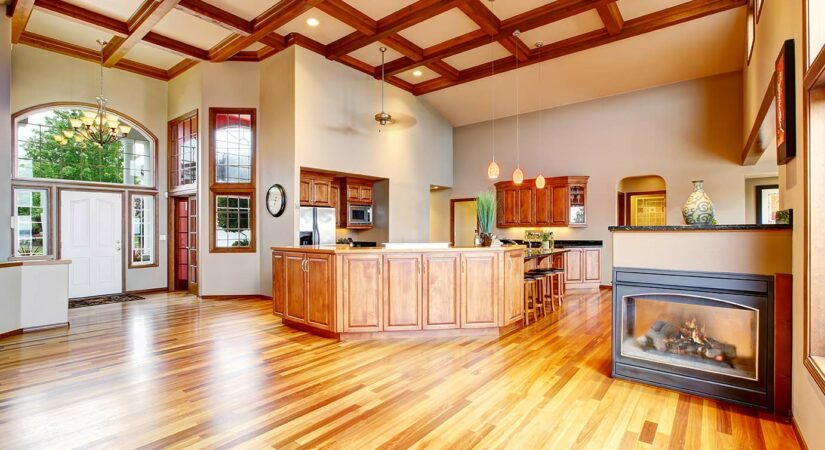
[60,191,123,298]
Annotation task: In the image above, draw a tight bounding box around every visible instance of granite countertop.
[524,248,569,260]
[608,224,792,232]
[514,239,603,248]
[272,244,527,254]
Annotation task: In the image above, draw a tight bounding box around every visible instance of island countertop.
[271,244,527,254]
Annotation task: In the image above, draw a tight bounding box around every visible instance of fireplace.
[613,268,774,410]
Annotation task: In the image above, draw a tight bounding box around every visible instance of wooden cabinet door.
[460,252,498,328]
[564,249,583,283]
[343,254,383,332]
[500,188,518,226]
[496,190,505,227]
[422,253,460,330]
[306,253,334,330]
[551,253,564,270]
[504,250,524,325]
[517,187,534,224]
[584,248,601,283]
[359,185,373,203]
[331,185,340,227]
[534,187,551,225]
[299,180,311,205]
[347,185,360,202]
[272,252,285,316]
[284,252,307,322]
[310,180,333,207]
[383,254,422,331]
[551,185,567,225]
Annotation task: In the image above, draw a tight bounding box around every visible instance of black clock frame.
[266,184,287,217]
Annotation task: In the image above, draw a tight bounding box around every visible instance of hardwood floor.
[0,289,800,449]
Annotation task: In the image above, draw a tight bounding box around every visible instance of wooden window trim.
[747,0,756,66]
[803,0,825,396]
[209,188,256,254]
[11,102,159,189]
[208,107,257,190]
[9,185,54,260]
[168,109,199,195]
[128,191,159,269]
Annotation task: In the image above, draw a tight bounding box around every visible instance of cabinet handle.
[302,259,308,272]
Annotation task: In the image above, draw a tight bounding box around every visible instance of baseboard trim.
[124,287,169,296]
[0,328,23,340]
[1,322,69,340]
[792,416,809,450]
[200,295,270,300]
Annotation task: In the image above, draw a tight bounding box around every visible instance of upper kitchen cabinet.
[343,178,373,205]
[495,176,588,228]
[300,171,335,207]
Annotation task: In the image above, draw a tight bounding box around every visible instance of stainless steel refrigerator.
[299,207,336,245]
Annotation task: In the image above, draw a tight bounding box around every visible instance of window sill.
[804,356,825,396]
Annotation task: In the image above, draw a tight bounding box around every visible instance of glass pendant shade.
[487,160,500,179]
[536,174,546,189]
[513,167,524,185]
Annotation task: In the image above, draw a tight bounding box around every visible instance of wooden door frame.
[167,194,198,294]
[755,184,779,224]
[449,198,477,246]
[622,190,667,226]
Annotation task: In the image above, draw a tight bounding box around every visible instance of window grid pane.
[15,108,153,186]
[131,195,154,265]
[214,113,252,184]
[172,115,197,188]
[215,194,251,248]
[14,189,48,257]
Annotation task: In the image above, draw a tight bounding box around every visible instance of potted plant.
[541,231,554,250]
[476,190,496,247]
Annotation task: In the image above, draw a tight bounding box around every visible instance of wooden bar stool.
[523,275,540,325]
[547,269,565,308]
[527,269,555,313]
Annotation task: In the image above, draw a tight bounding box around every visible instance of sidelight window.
[130,193,156,267]
[13,188,49,258]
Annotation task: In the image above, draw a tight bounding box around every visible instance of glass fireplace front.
[621,294,758,381]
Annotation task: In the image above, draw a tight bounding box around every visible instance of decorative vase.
[541,241,550,250]
[682,180,716,225]
[480,233,493,247]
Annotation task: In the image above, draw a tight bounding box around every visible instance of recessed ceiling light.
[412,70,423,77]
[306,17,319,27]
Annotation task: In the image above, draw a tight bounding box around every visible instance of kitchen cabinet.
[460,252,498,328]
[343,178,373,204]
[272,252,285,316]
[563,247,601,292]
[300,171,334,207]
[331,184,340,227]
[422,253,461,330]
[383,254,422,331]
[504,250,525,324]
[279,251,334,331]
[495,176,588,228]
[342,254,383,332]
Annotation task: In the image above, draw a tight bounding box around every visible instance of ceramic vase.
[480,233,493,247]
[682,180,716,225]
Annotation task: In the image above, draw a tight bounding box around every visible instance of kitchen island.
[271,245,525,339]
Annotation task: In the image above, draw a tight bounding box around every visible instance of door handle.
[115,240,121,251]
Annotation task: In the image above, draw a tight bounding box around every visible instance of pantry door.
[60,190,123,298]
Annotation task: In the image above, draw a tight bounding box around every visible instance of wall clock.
[266,184,286,217]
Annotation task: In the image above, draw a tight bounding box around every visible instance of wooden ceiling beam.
[500,35,531,62]
[597,1,624,36]
[381,34,423,61]
[167,58,199,79]
[176,0,252,35]
[209,0,324,62]
[102,0,180,67]
[34,0,129,35]
[326,0,469,59]
[457,0,499,35]
[143,31,210,60]
[315,0,376,35]
[414,0,747,95]
[426,60,459,80]
[8,0,36,44]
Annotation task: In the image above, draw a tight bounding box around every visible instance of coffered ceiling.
[6,0,747,122]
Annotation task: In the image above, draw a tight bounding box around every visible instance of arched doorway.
[617,175,667,226]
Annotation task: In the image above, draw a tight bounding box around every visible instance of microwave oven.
[348,204,372,225]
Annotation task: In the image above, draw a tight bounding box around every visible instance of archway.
[617,175,667,226]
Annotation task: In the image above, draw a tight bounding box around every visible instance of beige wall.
[452,73,776,284]
[8,46,169,292]
[743,1,825,446]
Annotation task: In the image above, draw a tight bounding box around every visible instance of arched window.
[13,104,156,187]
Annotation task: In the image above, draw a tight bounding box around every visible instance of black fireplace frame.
[612,267,774,410]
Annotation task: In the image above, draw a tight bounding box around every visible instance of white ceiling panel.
[204,0,277,21]
[244,42,266,52]
[152,9,234,50]
[345,0,418,20]
[275,9,355,45]
[397,9,480,49]
[62,0,144,22]
[396,66,440,84]
[27,9,113,49]
[619,0,693,21]
[347,42,403,67]
[127,42,184,70]
[519,10,604,47]
[482,0,558,20]
[442,42,511,71]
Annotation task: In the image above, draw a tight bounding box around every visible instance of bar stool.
[523,274,540,325]
[546,268,565,308]
[528,268,556,313]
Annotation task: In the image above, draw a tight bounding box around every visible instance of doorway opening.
[169,196,198,294]
[617,176,667,226]
[450,198,477,246]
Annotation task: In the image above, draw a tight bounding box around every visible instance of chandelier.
[55,40,131,148]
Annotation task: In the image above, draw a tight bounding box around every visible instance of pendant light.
[374,47,392,130]
[512,30,524,185]
[485,0,500,180]
[535,41,546,190]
